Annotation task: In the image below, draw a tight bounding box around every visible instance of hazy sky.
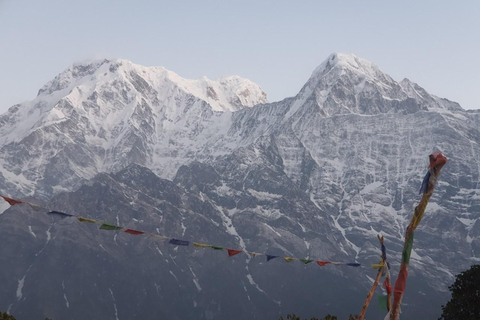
[1,0,479,113]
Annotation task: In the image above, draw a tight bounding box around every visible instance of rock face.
[0,53,479,319]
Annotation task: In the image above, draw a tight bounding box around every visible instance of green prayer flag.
[99,222,123,231]
[401,231,415,264]
[378,295,388,311]
[211,246,223,250]
[300,259,314,264]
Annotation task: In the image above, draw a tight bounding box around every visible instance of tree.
[439,264,480,320]
[0,312,16,320]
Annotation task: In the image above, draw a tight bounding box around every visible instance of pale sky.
[1,0,479,113]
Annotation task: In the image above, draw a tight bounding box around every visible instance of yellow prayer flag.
[78,216,98,223]
[193,242,212,249]
[284,257,296,263]
[372,260,385,269]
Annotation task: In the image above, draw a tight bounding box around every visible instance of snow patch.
[28,226,37,238]
[16,276,25,300]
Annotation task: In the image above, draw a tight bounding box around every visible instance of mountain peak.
[287,53,426,117]
[309,53,386,84]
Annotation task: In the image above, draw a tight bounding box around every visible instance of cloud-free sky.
[0,0,479,113]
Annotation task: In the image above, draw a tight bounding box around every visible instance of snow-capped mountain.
[0,58,267,198]
[0,53,479,319]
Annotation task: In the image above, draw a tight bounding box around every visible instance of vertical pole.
[389,152,447,320]
[358,235,388,320]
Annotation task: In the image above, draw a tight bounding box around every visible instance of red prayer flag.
[1,196,23,206]
[123,229,145,235]
[428,152,447,169]
[393,267,408,302]
[383,278,392,294]
[227,249,243,257]
[316,261,331,267]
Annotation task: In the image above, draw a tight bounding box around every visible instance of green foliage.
[439,264,480,320]
[0,312,52,320]
[0,312,16,320]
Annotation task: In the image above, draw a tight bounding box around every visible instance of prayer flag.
[211,246,223,250]
[193,242,212,249]
[266,255,278,262]
[346,263,361,267]
[123,229,145,235]
[419,171,431,194]
[401,232,415,264]
[169,238,189,246]
[149,234,169,240]
[300,259,314,264]
[78,216,98,223]
[248,252,262,258]
[284,257,296,263]
[393,268,408,302]
[227,249,243,257]
[331,262,343,265]
[1,196,23,206]
[99,223,123,231]
[316,261,331,267]
[27,202,42,211]
[381,244,386,261]
[48,210,74,217]
[372,260,385,269]
[378,295,388,311]
[428,152,447,169]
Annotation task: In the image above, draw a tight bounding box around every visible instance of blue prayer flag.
[169,238,189,246]
[266,255,278,262]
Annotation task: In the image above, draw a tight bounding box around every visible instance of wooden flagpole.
[389,152,447,320]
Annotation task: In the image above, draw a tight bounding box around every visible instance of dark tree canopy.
[439,264,480,320]
[0,313,16,320]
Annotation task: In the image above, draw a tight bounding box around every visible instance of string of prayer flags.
[123,229,145,235]
[193,242,212,249]
[99,223,123,231]
[48,210,74,217]
[169,239,189,246]
[266,255,278,262]
[390,152,447,320]
[378,295,388,311]
[227,249,243,257]
[1,193,363,273]
[78,216,98,223]
[1,195,23,206]
[300,259,314,264]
